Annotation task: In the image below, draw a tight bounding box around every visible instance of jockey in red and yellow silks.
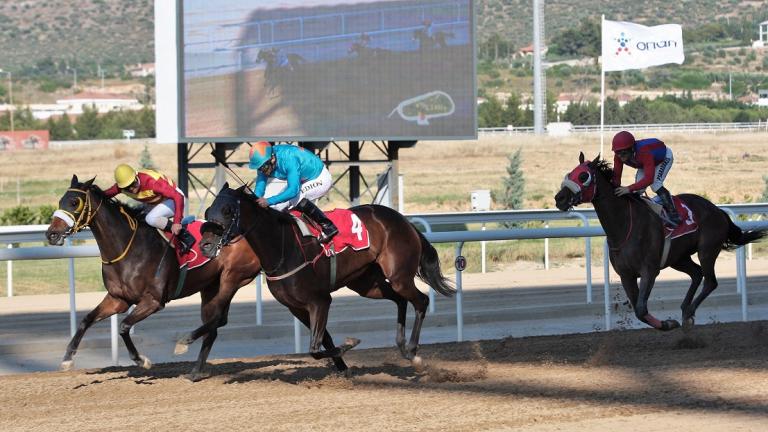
[104,164,195,252]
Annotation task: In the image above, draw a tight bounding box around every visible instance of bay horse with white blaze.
[45,175,262,381]
[555,153,767,330]
[199,184,455,370]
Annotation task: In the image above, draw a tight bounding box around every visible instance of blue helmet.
[248,141,273,170]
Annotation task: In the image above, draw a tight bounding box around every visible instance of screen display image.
[181,0,475,141]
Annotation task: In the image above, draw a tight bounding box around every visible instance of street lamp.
[0,68,13,132]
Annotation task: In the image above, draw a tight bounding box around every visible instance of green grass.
[0,252,105,296]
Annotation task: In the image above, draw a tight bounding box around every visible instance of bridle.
[52,187,138,264]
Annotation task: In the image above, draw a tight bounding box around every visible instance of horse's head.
[554,152,600,211]
[200,182,245,258]
[46,175,98,245]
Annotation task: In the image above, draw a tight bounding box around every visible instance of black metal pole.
[349,141,360,205]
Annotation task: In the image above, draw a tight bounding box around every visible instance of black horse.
[555,153,767,331]
[199,184,455,371]
[256,48,304,96]
[348,42,390,60]
[412,29,454,51]
[45,176,262,381]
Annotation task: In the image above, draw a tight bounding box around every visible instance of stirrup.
[318,227,338,243]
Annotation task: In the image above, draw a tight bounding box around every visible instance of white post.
[111,314,119,365]
[294,317,301,353]
[6,244,12,297]
[455,242,464,342]
[65,238,77,336]
[599,14,606,157]
[544,222,549,270]
[740,247,748,321]
[256,273,263,325]
[481,223,487,273]
[603,239,611,331]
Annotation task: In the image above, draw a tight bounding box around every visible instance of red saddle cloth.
[290,208,371,257]
[665,196,698,239]
[161,220,212,269]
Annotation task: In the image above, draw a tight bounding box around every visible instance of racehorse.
[412,29,454,51]
[256,48,304,96]
[199,184,455,370]
[347,42,390,60]
[45,175,262,381]
[554,153,768,331]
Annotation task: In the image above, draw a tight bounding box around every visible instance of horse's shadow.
[76,357,419,387]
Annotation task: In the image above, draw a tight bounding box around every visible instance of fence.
[479,121,768,135]
[2,204,768,365]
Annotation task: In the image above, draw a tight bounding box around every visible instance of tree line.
[0,105,155,140]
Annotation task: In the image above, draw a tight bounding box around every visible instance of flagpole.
[600,14,606,158]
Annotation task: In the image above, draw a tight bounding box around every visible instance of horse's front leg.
[306,297,358,360]
[61,294,129,371]
[119,295,163,369]
[636,270,680,331]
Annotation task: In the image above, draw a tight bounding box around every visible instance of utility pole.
[532,0,546,134]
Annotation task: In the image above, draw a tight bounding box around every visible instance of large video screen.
[180,0,475,141]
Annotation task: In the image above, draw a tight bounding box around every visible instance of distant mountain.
[0,0,765,70]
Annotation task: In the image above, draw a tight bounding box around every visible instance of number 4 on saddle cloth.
[645,195,698,239]
[159,217,212,269]
[290,208,371,256]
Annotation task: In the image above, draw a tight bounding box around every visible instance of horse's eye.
[578,172,590,184]
[69,198,79,208]
[222,207,232,217]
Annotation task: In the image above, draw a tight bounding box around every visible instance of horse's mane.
[85,183,150,224]
[232,186,295,225]
[590,158,614,182]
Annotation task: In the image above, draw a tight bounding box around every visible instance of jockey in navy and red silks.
[103,164,195,252]
[611,130,682,226]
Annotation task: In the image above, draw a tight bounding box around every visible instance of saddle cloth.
[160,220,211,270]
[644,196,698,239]
[290,208,371,257]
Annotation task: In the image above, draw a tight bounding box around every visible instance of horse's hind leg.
[183,287,238,381]
[119,295,163,369]
[634,271,680,331]
[670,256,703,330]
[288,306,351,372]
[390,277,429,360]
[687,248,722,319]
[61,294,128,371]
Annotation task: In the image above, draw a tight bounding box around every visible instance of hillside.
[0,0,153,69]
[1,1,766,71]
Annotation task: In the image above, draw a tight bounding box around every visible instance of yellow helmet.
[114,164,137,188]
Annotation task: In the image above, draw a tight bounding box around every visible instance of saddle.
[640,195,698,239]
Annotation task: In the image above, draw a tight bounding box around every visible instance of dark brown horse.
[412,29,453,51]
[555,153,767,330]
[45,175,262,381]
[199,184,455,370]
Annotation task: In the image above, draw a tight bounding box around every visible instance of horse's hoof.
[411,355,424,371]
[184,370,211,382]
[682,317,695,332]
[344,337,361,349]
[661,319,681,331]
[174,342,189,356]
[137,355,152,369]
[60,360,73,371]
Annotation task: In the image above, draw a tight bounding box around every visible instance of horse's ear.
[222,182,230,191]
[70,174,79,187]
[578,152,585,164]
[83,177,96,188]
[593,154,601,164]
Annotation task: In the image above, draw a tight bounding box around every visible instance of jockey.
[422,19,434,38]
[249,141,339,243]
[611,131,682,226]
[104,164,195,253]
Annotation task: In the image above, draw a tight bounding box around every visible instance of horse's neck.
[89,198,144,258]
[244,206,303,270]
[592,176,633,245]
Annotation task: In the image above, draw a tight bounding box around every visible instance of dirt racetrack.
[1,320,767,431]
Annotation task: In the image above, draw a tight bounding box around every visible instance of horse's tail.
[723,213,768,251]
[412,225,456,297]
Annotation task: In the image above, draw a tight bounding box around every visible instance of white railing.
[479,121,768,135]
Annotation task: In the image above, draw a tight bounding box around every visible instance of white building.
[55,92,143,115]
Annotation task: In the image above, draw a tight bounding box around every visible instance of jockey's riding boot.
[295,198,338,243]
[656,187,682,227]
[164,220,195,254]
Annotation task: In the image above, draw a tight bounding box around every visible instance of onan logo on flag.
[614,32,631,56]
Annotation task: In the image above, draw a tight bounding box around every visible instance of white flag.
[602,20,684,72]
